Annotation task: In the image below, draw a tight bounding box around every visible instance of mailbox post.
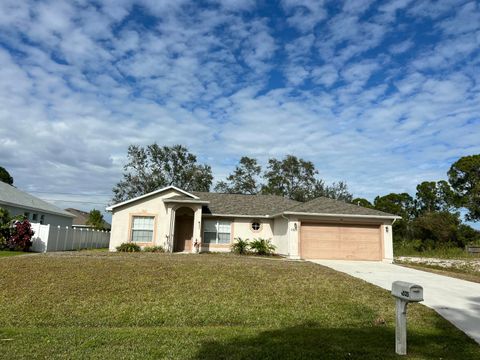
[391,281,423,355]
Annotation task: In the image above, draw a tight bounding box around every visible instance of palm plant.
[231,237,249,255]
[249,238,276,256]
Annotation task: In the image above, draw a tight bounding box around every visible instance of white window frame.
[131,216,155,243]
[203,219,231,244]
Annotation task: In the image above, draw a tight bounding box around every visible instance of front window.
[203,220,231,244]
[131,216,155,243]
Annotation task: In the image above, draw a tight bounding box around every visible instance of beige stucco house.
[106,186,400,261]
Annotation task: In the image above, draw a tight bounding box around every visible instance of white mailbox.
[391,281,424,356]
[392,281,423,302]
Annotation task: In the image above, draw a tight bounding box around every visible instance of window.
[40,215,45,224]
[32,214,38,221]
[24,212,30,220]
[131,216,155,243]
[251,221,261,231]
[203,220,231,244]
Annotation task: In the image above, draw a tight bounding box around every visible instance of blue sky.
[0,0,479,225]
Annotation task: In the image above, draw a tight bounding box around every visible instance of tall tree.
[214,157,261,194]
[374,193,416,240]
[448,154,480,221]
[351,198,373,208]
[262,155,319,202]
[112,144,213,202]
[0,166,13,185]
[86,209,105,230]
[415,180,455,214]
[316,181,353,202]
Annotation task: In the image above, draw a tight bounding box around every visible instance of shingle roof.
[191,192,301,216]
[285,196,397,217]
[0,182,75,218]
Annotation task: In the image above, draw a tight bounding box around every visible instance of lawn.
[0,250,29,258]
[0,252,478,359]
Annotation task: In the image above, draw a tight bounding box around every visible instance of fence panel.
[29,224,110,252]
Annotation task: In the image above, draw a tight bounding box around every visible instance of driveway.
[310,260,480,344]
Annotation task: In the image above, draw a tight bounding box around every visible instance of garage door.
[300,223,382,260]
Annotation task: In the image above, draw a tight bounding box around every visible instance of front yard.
[0,252,478,359]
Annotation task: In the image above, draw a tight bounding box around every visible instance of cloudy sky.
[0,0,479,223]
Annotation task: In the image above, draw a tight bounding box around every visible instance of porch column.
[192,206,203,253]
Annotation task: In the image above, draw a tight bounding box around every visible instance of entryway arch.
[173,207,195,252]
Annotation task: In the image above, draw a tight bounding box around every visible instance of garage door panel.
[300,223,382,260]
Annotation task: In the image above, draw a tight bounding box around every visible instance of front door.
[174,215,193,252]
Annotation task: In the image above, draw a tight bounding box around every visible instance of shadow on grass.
[193,322,477,360]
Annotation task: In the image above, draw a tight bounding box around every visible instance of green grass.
[394,243,479,259]
[0,252,478,359]
[0,250,28,258]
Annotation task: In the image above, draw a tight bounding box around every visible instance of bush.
[249,238,276,256]
[143,246,165,253]
[413,211,461,247]
[231,238,249,255]
[0,208,11,250]
[116,243,141,252]
[8,219,34,251]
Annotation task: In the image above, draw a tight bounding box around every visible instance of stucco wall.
[109,189,185,251]
[382,224,394,263]
[272,217,289,256]
[0,204,73,227]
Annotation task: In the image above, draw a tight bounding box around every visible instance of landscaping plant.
[8,219,34,251]
[231,237,249,255]
[249,238,276,255]
[116,243,141,252]
[143,246,165,253]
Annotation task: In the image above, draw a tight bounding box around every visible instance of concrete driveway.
[310,260,480,344]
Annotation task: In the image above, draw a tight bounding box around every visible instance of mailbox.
[391,281,423,302]
[391,281,424,356]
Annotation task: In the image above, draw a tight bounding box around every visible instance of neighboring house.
[107,186,400,262]
[0,182,74,227]
[65,208,111,230]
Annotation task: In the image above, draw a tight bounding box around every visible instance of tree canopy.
[448,154,480,221]
[415,180,455,214]
[112,144,213,202]
[86,209,106,230]
[214,157,261,194]
[0,166,13,185]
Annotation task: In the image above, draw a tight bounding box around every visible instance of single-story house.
[0,182,74,227]
[65,208,111,230]
[107,186,400,262]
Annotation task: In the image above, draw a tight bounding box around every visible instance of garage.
[300,222,382,260]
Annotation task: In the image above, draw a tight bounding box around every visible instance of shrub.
[8,219,34,251]
[143,246,165,253]
[116,243,141,252]
[413,211,461,247]
[249,238,276,256]
[0,208,11,250]
[231,237,249,255]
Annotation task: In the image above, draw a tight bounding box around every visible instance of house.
[107,186,400,261]
[0,182,74,227]
[65,208,111,230]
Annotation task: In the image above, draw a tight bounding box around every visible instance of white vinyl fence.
[30,223,110,252]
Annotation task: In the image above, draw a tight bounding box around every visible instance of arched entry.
[173,207,194,252]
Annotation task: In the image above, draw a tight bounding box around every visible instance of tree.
[0,166,13,185]
[112,144,213,202]
[261,155,320,202]
[214,157,261,194]
[412,211,461,248]
[448,154,480,221]
[415,180,455,214]
[374,193,416,240]
[316,181,353,202]
[86,209,105,230]
[351,198,373,208]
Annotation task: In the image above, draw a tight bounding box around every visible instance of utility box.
[392,281,423,302]
[391,281,424,356]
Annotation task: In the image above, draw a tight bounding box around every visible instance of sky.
[0,0,479,225]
